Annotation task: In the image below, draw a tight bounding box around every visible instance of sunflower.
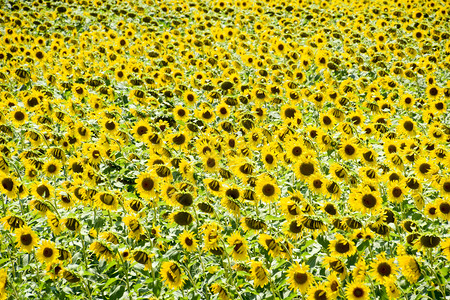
[10,108,28,126]
[397,116,417,136]
[255,174,280,203]
[250,261,269,288]
[132,120,150,141]
[437,198,450,220]
[0,268,7,299]
[329,234,356,258]
[346,281,370,300]
[339,138,360,160]
[227,232,248,261]
[285,138,307,162]
[349,187,383,214]
[36,240,58,265]
[42,160,62,177]
[210,283,230,300]
[258,233,281,257]
[295,155,318,182]
[89,241,115,262]
[135,172,159,199]
[179,230,197,252]
[369,254,397,284]
[30,180,54,201]
[203,154,220,173]
[133,249,152,270]
[323,256,347,280]
[398,255,421,284]
[94,192,119,211]
[160,261,185,289]
[123,215,145,240]
[15,225,39,253]
[387,180,406,204]
[0,215,25,231]
[170,211,194,226]
[384,280,401,299]
[414,158,438,180]
[308,174,326,195]
[415,234,441,250]
[287,262,312,293]
[307,284,332,300]
[0,173,18,198]
[279,198,302,219]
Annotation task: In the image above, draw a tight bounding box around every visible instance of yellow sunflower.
[160,261,185,289]
[15,225,39,253]
[287,262,312,293]
[36,240,58,265]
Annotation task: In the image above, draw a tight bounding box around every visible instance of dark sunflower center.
[105,121,116,130]
[300,162,314,176]
[174,212,193,225]
[177,109,186,117]
[392,187,402,198]
[314,289,327,300]
[335,240,350,253]
[292,146,302,156]
[313,179,323,189]
[220,107,227,115]
[403,121,414,132]
[137,126,148,136]
[419,163,430,174]
[21,233,32,246]
[262,184,275,197]
[141,178,154,191]
[233,242,243,253]
[435,102,444,110]
[43,247,54,258]
[323,116,332,125]
[351,116,361,125]
[176,193,193,206]
[294,272,308,284]
[226,188,240,199]
[2,178,13,191]
[173,134,186,145]
[362,194,377,208]
[289,220,302,233]
[429,87,438,96]
[344,145,355,156]
[440,203,450,214]
[285,108,296,118]
[420,235,440,248]
[72,162,83,173]
[265,154,274,164]
[47,164,57,173]
[443,182,450,192]
[206,158,216,168]
[406,178,420,190]
[386,145,396,154]
[37,185,50,198]
[185,237,193,246]
[75,87,84,95]
[377,262,392,276]
[15,111,25,121]
[353,287,364,298]
[324,204,337,215]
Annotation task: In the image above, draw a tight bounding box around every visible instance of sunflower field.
[1,0,450,299]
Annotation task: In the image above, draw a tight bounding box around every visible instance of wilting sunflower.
[227,232,248,261]
[89,241,115,262]
[287,262,312,293]
[123,215,145,240]
[346,281,370,300]
[160,261,185,290]
[1,214,25,232]
[369,254,397,284]
[15,225,39,253]
[255,174,280,203]
[210,283,230,300]
[178,230,197,252]
[94,192,119,211]
[250,261,269,288]
[36,240,58,264]
[398,255,421,284]
[170,211,194,226]
[0,268,7,299]
[133,249,152,270]
[258,233,281,257]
